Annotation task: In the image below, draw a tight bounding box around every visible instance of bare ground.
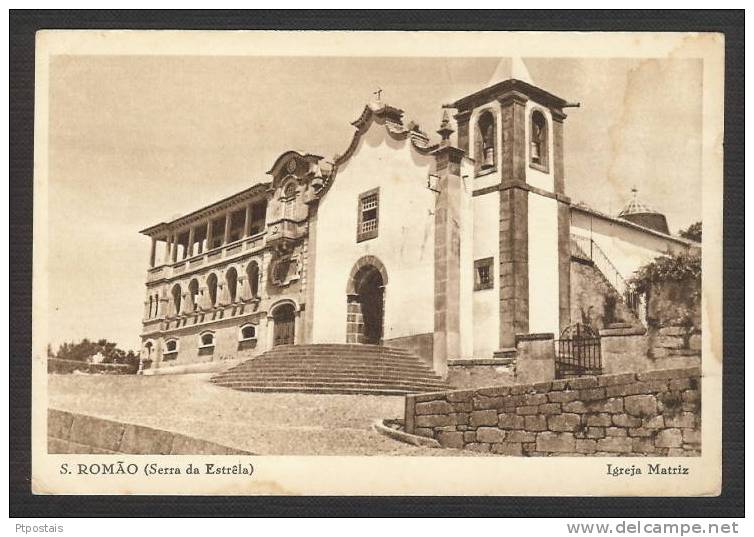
[48,373,474,456]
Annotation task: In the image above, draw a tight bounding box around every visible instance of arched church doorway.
[346,257,388,345]
[272,303,296,346]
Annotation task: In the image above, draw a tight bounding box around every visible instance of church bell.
[482,144,495,169]
[530,140,541,162]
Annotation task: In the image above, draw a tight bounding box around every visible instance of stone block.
[463,431,476,443]
[447,390,474,403]
[466,442,491,452]
[415,400,453,415]
[451,412,470,426]
[476,427,507,443]
[624,395,658,417]
[415,414,454,428]
[547,390,579,404]
[668,378,692,391]
[683,429,701,444]
[47,409,74,441]
[120,425,175,455]
[643,415,665,429]
[47,438,72,454]
[538,403,562,415]
[536,432,576,453]
[580,388,606,401]
[658,326,688,336]
[568,377,598,390]
[68,414,125,452]
[632,437,656,453]
[682,390,700,404]
[689,334,702,351]
[473,395,505,410]
[505,430,536,443]
[548,413,581,432]
[491,442,523,456]
[437,431,465,449]
[605,427,627,437]
[586,427,605,439]
[596,437,633,453]
[636,367,699,381]
[585,413,612,427]
[665,412,697,429]
[562,401,588,413]
[498,413,525,430]
[575,439,597,454]
[524,415,548,432]
[596,398,624,414]
[515,405,539,415]
[414,427,434,438]
[628,427,654,438]
[469,409,498,427]
[655,428,683,448]
[523,393,548,406]
[612,414,642,428]
[598,373,637,387]
[606,381,668,397]
[654,335,685,349]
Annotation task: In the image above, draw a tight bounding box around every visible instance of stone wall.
[404,367,701,456]
[48,409,250,455]
[571,256,638,330]
[48,358,135,375]
[600,325,701,375]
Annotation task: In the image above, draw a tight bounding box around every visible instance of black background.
[9,10,744,518]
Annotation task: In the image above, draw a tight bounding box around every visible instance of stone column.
[498,92,529,349]
[223,212,231,245]
[163,234,172,265]
[432,143,465,378]
[244,203,252,237]
[149,237,156,267]
[206,219,213,251]
[171,233,178,263]
[187,226,195,259]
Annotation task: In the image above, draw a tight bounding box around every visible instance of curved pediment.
[266,150,324,183]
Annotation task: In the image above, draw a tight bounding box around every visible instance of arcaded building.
[139,61,699,384]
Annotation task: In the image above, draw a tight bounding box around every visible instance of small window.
[164,339,178,353]
[240,324,256,341]
[474,258,494,291]
[200,332,215,347]
[357,188,379,242]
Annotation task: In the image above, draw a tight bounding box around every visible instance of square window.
[357,188,379,242]
[474,258,494,291]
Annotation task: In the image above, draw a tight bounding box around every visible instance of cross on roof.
[373,88,383,101]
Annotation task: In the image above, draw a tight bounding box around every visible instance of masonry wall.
[405,367,701,456]
[48,409,250,455]
[570,257,638,330]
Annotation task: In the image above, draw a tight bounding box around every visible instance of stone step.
[211,380,448,392]
[210,343,449,396]
[221,386,421,396]
[211,373,446,385]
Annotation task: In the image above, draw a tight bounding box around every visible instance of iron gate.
[555,323,602,378]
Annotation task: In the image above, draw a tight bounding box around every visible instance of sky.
[46,55,703,351]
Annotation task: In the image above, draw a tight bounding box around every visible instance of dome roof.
[617,188,670,234]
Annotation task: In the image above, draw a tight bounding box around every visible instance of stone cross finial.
[373,88,383,101]
[437,109,455,141]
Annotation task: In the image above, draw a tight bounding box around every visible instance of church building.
[138,60,699,391]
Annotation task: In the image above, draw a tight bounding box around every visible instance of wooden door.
[273,305,295,346]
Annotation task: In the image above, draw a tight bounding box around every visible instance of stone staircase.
[209,344,451,396]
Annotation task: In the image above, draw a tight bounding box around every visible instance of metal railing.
[571,234,646,324]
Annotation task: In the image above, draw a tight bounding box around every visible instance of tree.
[678,221,702,242]
[51,338,137,364]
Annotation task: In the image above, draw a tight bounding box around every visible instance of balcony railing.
[146,232,266,282]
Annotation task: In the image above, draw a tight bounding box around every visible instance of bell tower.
[450,59,573,353]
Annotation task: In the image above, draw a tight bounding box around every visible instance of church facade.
[138,65,699,377]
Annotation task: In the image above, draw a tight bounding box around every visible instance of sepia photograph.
[28,29,725,496]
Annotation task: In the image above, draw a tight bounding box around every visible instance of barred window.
[357,188,379,242]
[474,257,494,291]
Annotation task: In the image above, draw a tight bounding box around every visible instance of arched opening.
[147,295,153,319]
[171,284,182,316]
[272,303,296,346]
[206,273,218,307]
[476,110,496,172]
[200,331,215,347]
[143,341,153,359]
[353,265,385,344]
[246,261,260,298]
[188,279,199,311]
[152,293,160,317]
[530,110,549,169]
[226,267,238,303]
[240,324,256,341]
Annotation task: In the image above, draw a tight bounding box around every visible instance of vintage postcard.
[32,30,723,495]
